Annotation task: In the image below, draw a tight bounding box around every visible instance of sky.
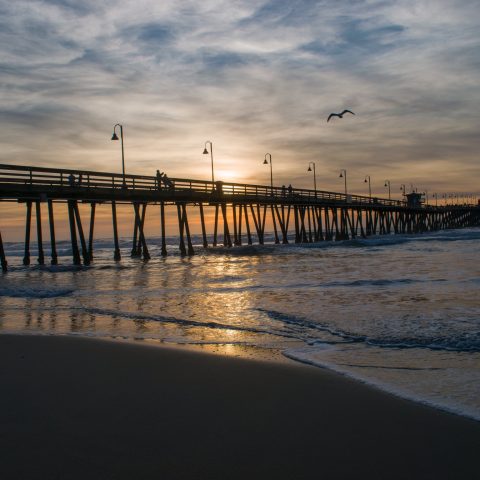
[1,0,479,202]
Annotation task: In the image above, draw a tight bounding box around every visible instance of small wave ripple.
[0,286,75,298]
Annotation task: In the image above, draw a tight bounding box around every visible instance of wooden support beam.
[131,205,140,257]
[133,203,150,260]
[182,204,195,255]
[213,204,219,247]
[293,206,300,243]
[311,206,318,241]
[260,205,267,244]
[68,200,81,265]
[137,203,147,256]
[199,202,208,248]
[160,201,167,256]
[270,206,279,244]
[35,201,45,265]
[314,207,323,241]
[237,204,243,245]
[372,209,379,234]
[23,201,32,265]
[232,204,239,246]
[332,208,341,241]
[345,209,355,239]
[111,201,121,261]
[298,207,308,243]
[274,205,288,244]
[221,203,232,247]
[47,200,58,265]
[243,204,252,245]
[0,231,7,272]
[285,205,291,234]
[250,205,262,244]
[73,201,90,265]
[357,209,366,238]
[306,206,313,243]
[176,203,187,256]
[325,208,332,240]
[88,203,96,261]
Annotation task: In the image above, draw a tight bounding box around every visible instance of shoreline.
[1,333,479,479]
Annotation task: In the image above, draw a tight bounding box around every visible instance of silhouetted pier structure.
[0,163,479,271]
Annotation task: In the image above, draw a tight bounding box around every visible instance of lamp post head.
[203,148,209,155]
[263,158,268,165]
[339,173,343,178]
[307,166,312,172]
[384,182,387,187]
[111,132,119,141]
[364,178,368,183]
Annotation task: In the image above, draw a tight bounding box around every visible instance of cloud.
[0,0,479,197]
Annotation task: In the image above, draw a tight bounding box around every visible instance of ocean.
[1,228,479,421]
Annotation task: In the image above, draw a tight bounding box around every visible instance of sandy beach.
[1,334,479,480]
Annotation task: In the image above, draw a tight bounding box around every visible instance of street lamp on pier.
[111,123,126,184]
[263,153,273,194]
[307,162,317,197]
[339,169,347,195]
[384,180,391,200]
[364,175,371,199]
[203,141,215,184]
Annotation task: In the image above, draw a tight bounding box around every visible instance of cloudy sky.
[1,0,479,199]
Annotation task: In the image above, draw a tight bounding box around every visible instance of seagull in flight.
[327,109,355,122]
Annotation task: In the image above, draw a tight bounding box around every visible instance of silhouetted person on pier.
[68,173,75,187]
[288,184,293,196]
[163,174,174,190]
[156,170,164,190]
[282,185,286,197]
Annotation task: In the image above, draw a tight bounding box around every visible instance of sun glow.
[215,169,243,183]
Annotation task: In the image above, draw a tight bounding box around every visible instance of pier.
[0,163,479,271]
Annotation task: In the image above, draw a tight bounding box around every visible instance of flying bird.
[327,110,355,122]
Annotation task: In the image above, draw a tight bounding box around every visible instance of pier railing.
[0,163,407,207]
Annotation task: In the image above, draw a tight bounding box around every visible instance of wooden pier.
[0,163,479,271]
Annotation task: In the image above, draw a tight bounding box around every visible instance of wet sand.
[1,334,479,479]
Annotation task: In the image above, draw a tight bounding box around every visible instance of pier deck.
[0,163,478,270]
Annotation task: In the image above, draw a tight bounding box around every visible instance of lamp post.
[364,175,371,199]
[384,180,391,200]
[263,153,273,194]
[202,141,215,184]
[307,162,317,197]
[111,123,126,184]
[339,169,347,196]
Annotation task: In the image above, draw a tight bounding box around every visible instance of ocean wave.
[257,308,480,353]
[0,286,75,298]
[282,347,480,422]
[74,307,297,341]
